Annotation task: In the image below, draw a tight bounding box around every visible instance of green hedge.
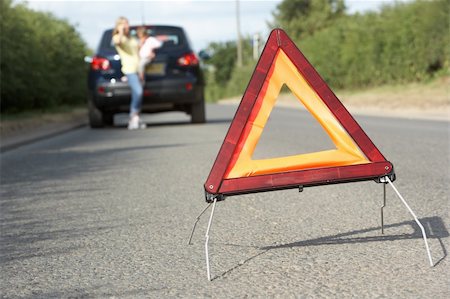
[298,0,449,89]
[204,0,449,101]
[1,0,88,113]
[203,39,258,102]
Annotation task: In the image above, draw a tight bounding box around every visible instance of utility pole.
[141,1,145,24]
[253,33,260,60]
[236,0,243,67]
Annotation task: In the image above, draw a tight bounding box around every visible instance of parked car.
[87,25,205,128]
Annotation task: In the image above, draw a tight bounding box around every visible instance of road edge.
[218,98,450,122]
[0,119,87,153]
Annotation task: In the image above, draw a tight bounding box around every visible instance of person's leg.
[126,73,143,117]
[138,58,150,82]
[126,73,145,129]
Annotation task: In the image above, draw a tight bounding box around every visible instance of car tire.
[190,99,206,124]
[102,112,114,126]
[88,96,108,128]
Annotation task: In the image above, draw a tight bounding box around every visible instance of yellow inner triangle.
[225,49,370,179]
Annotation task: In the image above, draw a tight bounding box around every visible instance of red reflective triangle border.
[204,29,394,197]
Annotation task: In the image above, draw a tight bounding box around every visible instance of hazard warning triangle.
[204,29,394,200]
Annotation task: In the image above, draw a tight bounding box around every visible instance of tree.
[271,0,346,41]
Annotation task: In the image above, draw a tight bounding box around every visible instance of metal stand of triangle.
[188,176,434,281]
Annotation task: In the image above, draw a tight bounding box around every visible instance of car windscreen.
[98,27,187,52]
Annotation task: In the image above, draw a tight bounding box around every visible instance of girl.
[136,26,162,82]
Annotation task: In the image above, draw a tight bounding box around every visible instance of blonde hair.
[113,16,129,36]
[136,26,148,38]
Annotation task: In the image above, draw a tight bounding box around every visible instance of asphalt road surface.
[1,104,449,298]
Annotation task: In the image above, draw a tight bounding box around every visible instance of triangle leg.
[205,197,218,281]
[381,182,386,234]
[385,176,434,266]
[188,203,212,245]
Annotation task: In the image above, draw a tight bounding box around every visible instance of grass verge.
[1,105,87,138]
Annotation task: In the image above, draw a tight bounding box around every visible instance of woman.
[112,17,146,130]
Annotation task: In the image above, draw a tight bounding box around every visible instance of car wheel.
[190,100,206,124]
[102,112,114,126]
[88,96,113,128]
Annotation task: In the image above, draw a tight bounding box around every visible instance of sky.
[23,0,403,52]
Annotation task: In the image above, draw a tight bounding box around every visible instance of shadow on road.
[211,216,448,280]
[261,216,448,251]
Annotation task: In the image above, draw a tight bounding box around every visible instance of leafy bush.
[203,38,256,102]
[1,0,88,113]
[204,0,449,101]
[289,0,449,89]
[224,63,257,99]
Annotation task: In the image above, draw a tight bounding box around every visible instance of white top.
[139,36,163,59]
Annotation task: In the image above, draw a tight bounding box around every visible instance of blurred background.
[1,0,448,117]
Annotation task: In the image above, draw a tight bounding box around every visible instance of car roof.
[103,25,185,34]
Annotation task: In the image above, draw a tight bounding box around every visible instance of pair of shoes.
[128,115,147,130]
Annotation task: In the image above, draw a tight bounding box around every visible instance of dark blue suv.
[87,25,205,128]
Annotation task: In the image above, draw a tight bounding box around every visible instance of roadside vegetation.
[0,0,447,117]
[1,0,89,114]
[203,0,449,102]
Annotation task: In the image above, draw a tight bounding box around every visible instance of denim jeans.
[126,73,143,116]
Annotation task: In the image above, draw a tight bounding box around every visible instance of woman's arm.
[112,24,127,46]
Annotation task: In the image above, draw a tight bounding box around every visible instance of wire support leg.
[381,183,386,234]
[385,176,434,267]
[188,203,212,245]
[205,197,218,281]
